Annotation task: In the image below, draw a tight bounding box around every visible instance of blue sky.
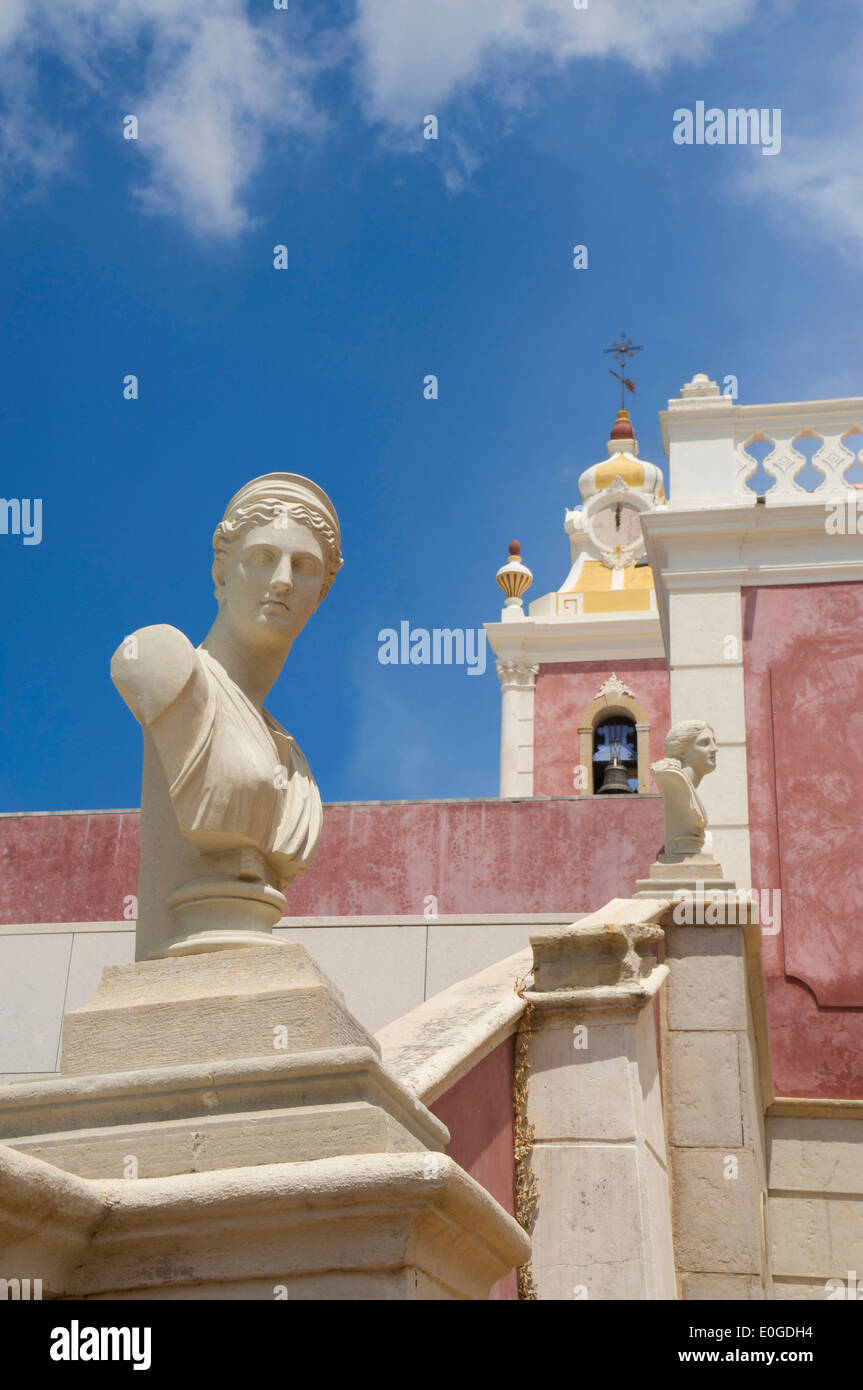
[0,0,861,812]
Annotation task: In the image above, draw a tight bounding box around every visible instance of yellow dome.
[578,452,666,505]
[593,454,649,490]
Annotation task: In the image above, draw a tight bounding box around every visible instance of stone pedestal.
[523,899,676,1300]
[651,891,774,1300]
[635,851,734,897]
[158,858,289,958]
[58,942,370,1076]
[0,1144,529,1301]
[0,945,528,1299]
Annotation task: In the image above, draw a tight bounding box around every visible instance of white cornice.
[484,612,665,665]
[641,498,863,649]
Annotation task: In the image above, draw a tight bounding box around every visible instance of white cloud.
[131,13,321,236]
[736,116,863,258]
[3,0,859,259]
[353,0,863,260]
[352,0,758,128]
[0,0,321,236]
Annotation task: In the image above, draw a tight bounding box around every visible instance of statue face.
[684,727,717,778]
[219,516,325,649]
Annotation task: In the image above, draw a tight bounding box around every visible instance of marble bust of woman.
[651,721,718,857]
[112,474,342,960]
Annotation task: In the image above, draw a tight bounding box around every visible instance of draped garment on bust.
[155,647,321,884]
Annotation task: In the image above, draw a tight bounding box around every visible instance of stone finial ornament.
[679,372,720,399]
[651,720,717,856]
[111,473,342,961]
[495,539,533,621]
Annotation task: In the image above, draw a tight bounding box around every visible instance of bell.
[597,756,635,794]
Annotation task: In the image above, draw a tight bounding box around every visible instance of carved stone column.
[496,659,539,797]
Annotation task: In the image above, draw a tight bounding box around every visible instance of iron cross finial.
[602,332,643,410]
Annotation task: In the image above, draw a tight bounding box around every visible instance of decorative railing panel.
[734,424,863,499]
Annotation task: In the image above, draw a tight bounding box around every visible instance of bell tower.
[485,398,671,799]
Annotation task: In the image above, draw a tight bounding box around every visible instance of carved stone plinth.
[0,1047,447,1181]
[0,1145,530,1301]
[58,943,369,1076]
[635,851,735,898]
[0,945,452,1183]
[0,943,529,1299]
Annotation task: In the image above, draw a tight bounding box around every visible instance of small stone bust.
[651,720,717,857]
[111,473,342,960]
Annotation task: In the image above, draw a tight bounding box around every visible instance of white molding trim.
[485,614,665,665]
[0,913,580,937]
[0,921,133,936]
[641,501,863,654]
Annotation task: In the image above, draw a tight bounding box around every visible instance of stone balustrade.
[660,374,863,505]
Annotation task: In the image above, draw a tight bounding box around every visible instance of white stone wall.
[0,913,575,1081]
[768,1112,863,1300]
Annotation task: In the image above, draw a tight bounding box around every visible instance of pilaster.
[496,659,538,796]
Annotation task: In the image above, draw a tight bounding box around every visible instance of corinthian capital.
[496,658,540,690]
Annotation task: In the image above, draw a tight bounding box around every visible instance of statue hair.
[664,720,714,764]
[212,499,343,602]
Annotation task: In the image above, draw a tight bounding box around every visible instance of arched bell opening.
[576,686,651,795]
[593,716,638,794]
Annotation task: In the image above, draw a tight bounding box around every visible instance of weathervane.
[603,332,643,410]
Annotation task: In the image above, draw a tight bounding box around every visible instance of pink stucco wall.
[743,581,863,1098]
[431,1037,518,1300]
[0,797,664,924]
[533,659,671,797]
[0,810,141,925]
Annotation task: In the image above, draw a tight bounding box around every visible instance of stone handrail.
[376,948,532,1105]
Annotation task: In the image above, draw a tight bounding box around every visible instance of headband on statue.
[220,473,341,543]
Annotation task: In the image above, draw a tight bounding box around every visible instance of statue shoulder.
[651,758,682,778]
[111,624,208,727]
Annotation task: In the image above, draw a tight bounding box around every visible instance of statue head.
[211,474,343,652]
[664,720,717,782]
